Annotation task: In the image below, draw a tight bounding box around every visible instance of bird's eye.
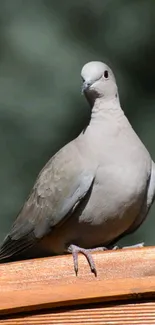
[82,77,85,82]
[104,70,109,79]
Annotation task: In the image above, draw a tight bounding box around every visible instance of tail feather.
[0,232,36,262]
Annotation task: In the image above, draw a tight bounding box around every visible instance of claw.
[67,244,97,276]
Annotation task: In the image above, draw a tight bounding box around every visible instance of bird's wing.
[0,142,94,260]
[124,160,155,236]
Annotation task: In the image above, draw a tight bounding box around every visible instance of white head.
[81,61,118,105]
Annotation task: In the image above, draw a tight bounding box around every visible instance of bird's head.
[81,61,118,105]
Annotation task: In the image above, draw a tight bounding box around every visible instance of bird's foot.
[67,242,142,276]
[67,244,107,276]
[108,242,144,249]
[121,242,144,249]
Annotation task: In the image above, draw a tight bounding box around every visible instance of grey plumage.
[0,61,155,275]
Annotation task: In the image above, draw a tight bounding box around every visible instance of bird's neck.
[90,96,124,123]
[79,96,131,152]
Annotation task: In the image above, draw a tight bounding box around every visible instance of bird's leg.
[67,244,97,276]
[67,244,109,276]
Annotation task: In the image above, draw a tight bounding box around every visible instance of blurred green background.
[0,0,155,247]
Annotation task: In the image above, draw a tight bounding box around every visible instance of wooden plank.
[0,247,155,315]
[1,301,155,325]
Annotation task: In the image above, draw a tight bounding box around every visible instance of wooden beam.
[1,301,155,325]
[0,246,155,315]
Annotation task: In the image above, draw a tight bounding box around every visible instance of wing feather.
[0,142,94,261]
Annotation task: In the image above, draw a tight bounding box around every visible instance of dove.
[0,61,155,276]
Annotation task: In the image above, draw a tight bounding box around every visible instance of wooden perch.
[0,246,155,324]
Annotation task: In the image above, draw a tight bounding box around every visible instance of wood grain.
[0,247,155,315]
[1,301,155,324]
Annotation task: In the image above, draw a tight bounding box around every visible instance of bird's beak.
[82,81,91,94]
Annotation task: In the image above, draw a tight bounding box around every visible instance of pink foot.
[67,244,107,276]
